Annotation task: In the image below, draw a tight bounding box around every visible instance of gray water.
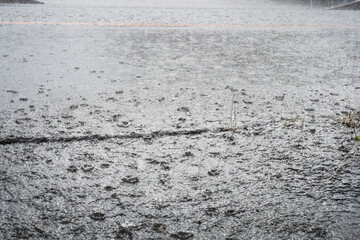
[0,1,360,239]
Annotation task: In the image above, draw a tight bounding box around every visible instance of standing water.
[0,0,359,239]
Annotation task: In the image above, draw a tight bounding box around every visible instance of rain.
[0,0,359,239]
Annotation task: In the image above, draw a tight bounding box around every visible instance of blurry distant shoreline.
[0,0,44,4]
[273,0,357,7]
[273,0,360,9]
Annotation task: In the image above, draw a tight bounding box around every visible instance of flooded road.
[1,0,360,239]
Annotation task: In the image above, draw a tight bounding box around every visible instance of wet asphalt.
[0,0,360,239]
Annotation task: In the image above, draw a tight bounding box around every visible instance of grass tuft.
[339,111,360,128]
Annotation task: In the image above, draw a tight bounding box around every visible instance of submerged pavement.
[1,0,360,239]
